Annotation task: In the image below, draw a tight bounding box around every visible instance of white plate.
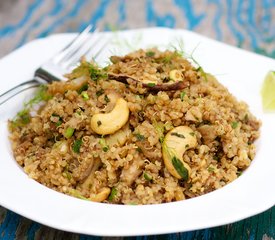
[0,28,274,236]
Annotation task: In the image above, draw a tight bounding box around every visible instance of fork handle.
[35,68,61,82]
[0,79,41,106]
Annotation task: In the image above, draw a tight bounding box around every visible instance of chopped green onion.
[134,133,145,141]
[99,138,109,152]
[96,89,104,96]
[180,91,186,101]
[108,187,117,201]
[143,172,153,181]
[73,139,82,153]
[231,121,239,129]
[56,120,62,127]
[81,91,89,100]
[213,155,220,161]
[64,127,75,138]
[237,170,243,177]
[147,83,156,87]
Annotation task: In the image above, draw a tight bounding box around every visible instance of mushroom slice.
[105,124,131,147]
[108,73,189,91]
[80,158,101,189]
[162,126,197,180]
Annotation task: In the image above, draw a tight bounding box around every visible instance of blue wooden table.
[0,1,274,239]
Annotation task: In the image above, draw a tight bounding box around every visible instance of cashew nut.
[89,187,111,202]
[162,126,197,180]
[169,69,183,82]
[90,98,129,135]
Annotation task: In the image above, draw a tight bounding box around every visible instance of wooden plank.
[0,205,274,239]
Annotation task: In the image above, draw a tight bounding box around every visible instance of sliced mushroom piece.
[91,98,130,135]
[120,158,144,186]
[162,126,197,180]
[80,158,101,189]
[108,73,189,91]
[105,124,131,147]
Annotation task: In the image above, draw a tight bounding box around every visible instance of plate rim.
[0,27,274,236]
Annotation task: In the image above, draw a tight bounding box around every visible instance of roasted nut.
[89,187,111,202]
[169,69,183,82]
[162,126,197,180]
[91,98,129,135]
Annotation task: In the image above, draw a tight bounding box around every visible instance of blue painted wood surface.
[0,0,274,239]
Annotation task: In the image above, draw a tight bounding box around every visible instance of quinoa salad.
[8,48,261,205]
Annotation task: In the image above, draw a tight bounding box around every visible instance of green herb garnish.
[51,113,63,126]
[10,85,52,128]
[171,132,185,138]
[89,64,107,82]
[134,133,145,141]
[14,109,31,125]
[136,147,143,153]
[96,89,104,97]
[104,95,110,103]
[146,51,155,57]
[56,120,62,127]
[77,83,88,94]
[171,156,189,180]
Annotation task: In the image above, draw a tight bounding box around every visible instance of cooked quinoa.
[8,48,261,204]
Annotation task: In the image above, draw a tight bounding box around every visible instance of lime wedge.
[261,71,275,112]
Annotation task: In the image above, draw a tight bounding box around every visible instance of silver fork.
[0,25,107,105]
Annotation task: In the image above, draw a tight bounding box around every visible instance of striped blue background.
[0,0,274,239]
[0,0,274,58]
